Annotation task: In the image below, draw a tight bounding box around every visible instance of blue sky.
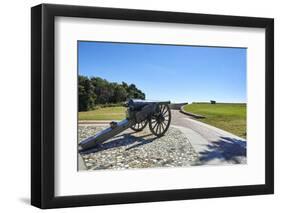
[78,41,246,103]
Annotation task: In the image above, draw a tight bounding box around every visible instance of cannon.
[79,99,171,151]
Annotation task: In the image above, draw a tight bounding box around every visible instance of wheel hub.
[157,114,165,123]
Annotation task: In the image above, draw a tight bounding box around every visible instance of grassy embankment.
[183,103,246,138]
[78,103,246,138]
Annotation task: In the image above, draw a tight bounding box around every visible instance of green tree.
[79,75,145,110]
[91,77,110,104]
[114,84,128,102]
[127,84,145,100]
[79,76,96,111]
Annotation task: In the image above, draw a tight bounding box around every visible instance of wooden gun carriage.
[79,99,171,151]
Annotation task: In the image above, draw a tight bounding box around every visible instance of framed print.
[31,4,274,209]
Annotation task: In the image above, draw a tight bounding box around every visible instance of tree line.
[79,75,145,111]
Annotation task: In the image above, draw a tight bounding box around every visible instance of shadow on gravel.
[80,132,157,154]
[198,137,246,164]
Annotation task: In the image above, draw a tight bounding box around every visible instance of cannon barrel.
[126,99,170,109]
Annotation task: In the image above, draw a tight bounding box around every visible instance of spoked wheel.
[130,120,148,132]
[149,104,171,137]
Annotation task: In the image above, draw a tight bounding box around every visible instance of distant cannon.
[79,99,171,151]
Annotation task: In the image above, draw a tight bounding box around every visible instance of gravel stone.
[78,125,199,171]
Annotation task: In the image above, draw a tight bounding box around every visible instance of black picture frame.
[31,3,274,209]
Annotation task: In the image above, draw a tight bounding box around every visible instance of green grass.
[79,106,126,120]
[183,103,246,138]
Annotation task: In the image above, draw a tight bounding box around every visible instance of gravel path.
[170,110,247,165]
[78,125,199,171]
